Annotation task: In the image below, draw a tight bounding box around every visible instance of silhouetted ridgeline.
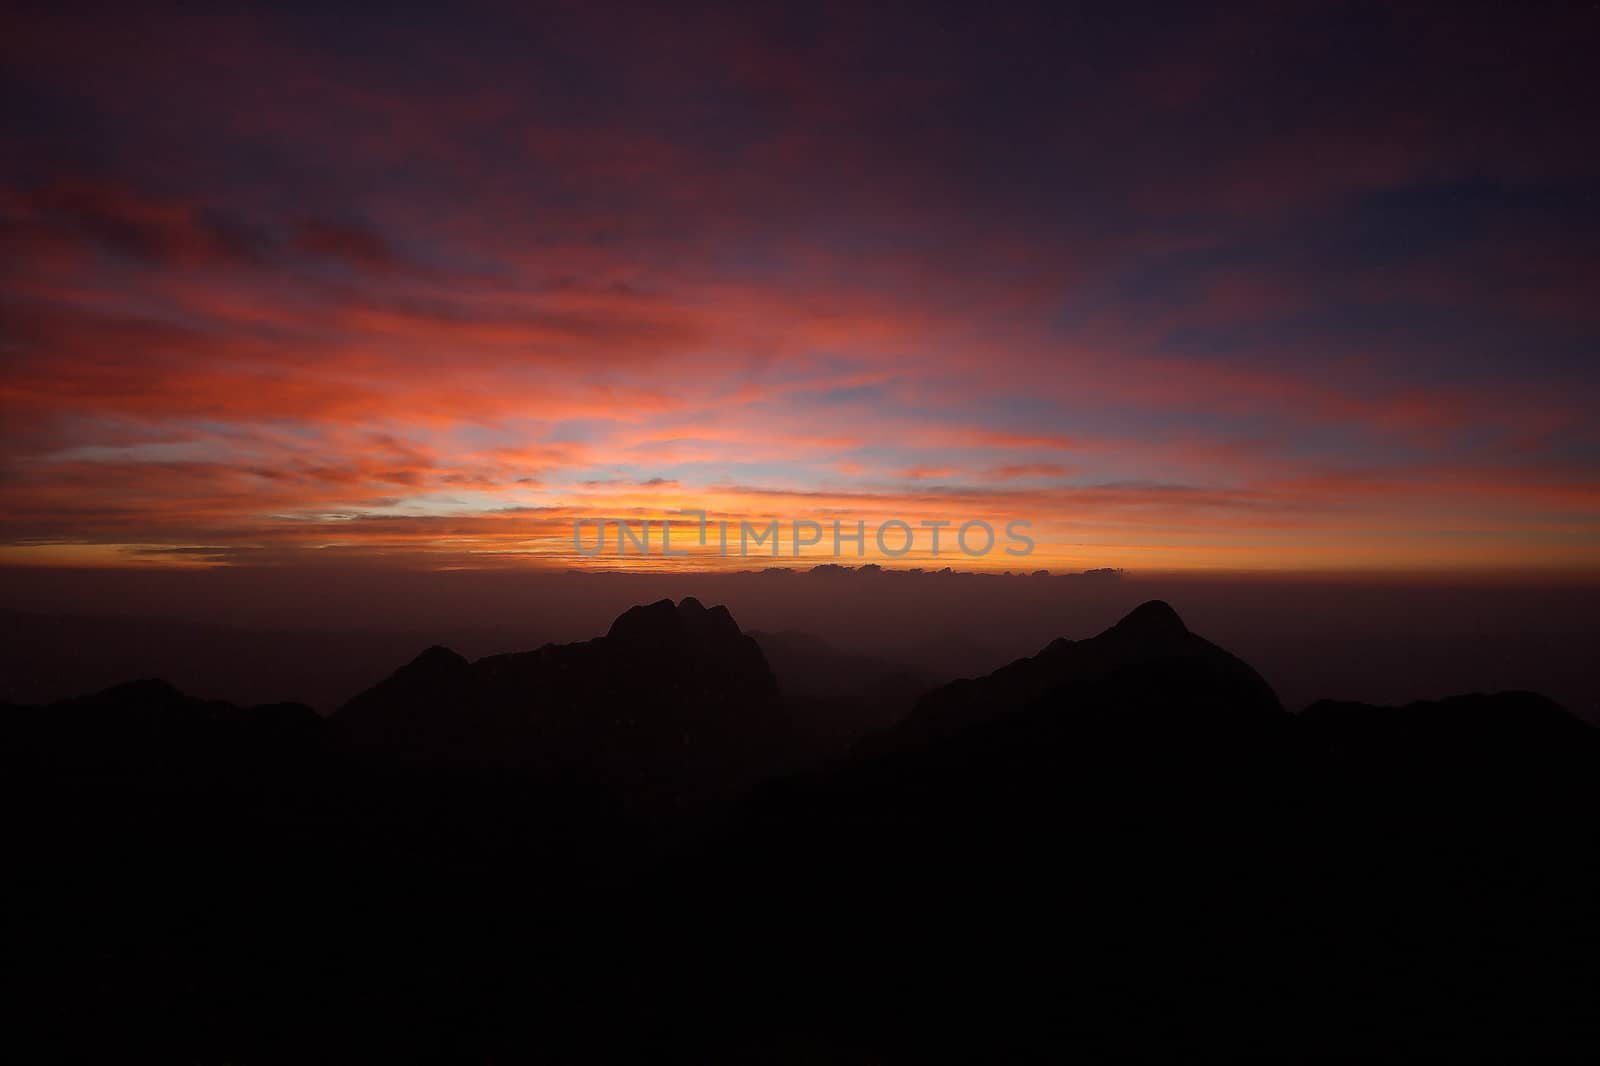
[858,598,1282,754]
[6,599,1599,1061]
[336,597,792,809]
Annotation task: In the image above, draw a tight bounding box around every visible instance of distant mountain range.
[7,598,1599,1061]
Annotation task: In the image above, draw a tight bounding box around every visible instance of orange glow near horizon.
[2,7,1597,576]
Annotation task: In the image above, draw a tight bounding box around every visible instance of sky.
[3,1,1598,574]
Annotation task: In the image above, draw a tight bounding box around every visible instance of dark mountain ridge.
[861,598,1282,754]
[6,597,1599,1061]
[335,597,788,797]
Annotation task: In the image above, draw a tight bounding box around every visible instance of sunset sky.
[3,2,1598,573]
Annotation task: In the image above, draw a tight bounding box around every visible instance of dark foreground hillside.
[6,599,1598,1061]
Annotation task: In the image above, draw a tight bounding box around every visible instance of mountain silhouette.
[336,597,787,793]
[3,676,327,780]
[7,595,1599,1061]
[1301,689,1600,804]
[861,598,1281,754]
[658,602,1600,1060]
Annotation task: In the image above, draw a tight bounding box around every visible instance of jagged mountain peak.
[336,596,780,774]
[607,597,744,644]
